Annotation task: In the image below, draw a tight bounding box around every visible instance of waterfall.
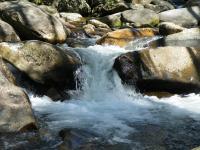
[30,44,200,144]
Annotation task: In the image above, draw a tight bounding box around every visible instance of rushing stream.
[31,43,200,149]
[1,39,200,149]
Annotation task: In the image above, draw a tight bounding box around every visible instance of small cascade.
[30,44,200,147]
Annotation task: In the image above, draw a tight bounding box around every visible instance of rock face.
[57,0,91,16]
[0,1,68,43]
[100,12,122,28]
[114,46,200,94]
[91,0,132,16]
[158,22,186,35]
[161,28,200,47]
[0,58,37,132]
[96,28,158,47]
[122,8,159,27]
[159,6,200,27]
[0,19,20,42]
[144,0,175,13]
[0,41,81,86]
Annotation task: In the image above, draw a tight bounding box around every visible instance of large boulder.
[122,8,159,27]
[0,1,68,43]
[0,19,20,42]
[0,58,37,132]
[96,28,158,47]
[159,6,200,27]
[0,41,81,86]
[114,46,200,94]
[161,28,200,47]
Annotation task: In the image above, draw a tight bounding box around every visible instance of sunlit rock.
[159,6,200,27]
[162,28,200,47]
[158,22,186,36]
[0,41,81,85]
[0,1,68,43]
[96,28,158,47]
[122,8,159,27]
[0,58,37,132]
[114,46,200,94]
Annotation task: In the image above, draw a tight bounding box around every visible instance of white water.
[30,44,200,143]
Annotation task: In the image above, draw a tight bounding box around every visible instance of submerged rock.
[0,1,68,43]
[0,58,37,132]
[0,19,20,42]
[114,46,200,94]
[96,28,158,47]
[0,41,81,86]
[159,6,200,27]
[122,8,159,27]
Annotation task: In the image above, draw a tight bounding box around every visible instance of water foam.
[30,44,200,143]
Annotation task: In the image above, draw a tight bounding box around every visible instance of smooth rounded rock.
[114,46,200,94]
[0,1,68,43]
[0,41,81,85]
[96,28,158,47]
[122,8,159,27]
[0,59,37,132]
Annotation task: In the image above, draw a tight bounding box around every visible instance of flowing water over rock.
[1,42,200,149]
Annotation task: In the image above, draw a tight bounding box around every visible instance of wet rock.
[0,1,68,44]
[96,28,158,47]
[159,6,200,27]
[161,28,200,47]
[158,22,186,36]
[0,41,81,86]
[66,38,96,48]
[0,58,37,132]
[122,8,159,27]
[114,46,200,94]
[0,19,20,42]
[58,129,102,150]
[83,24,96,36]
